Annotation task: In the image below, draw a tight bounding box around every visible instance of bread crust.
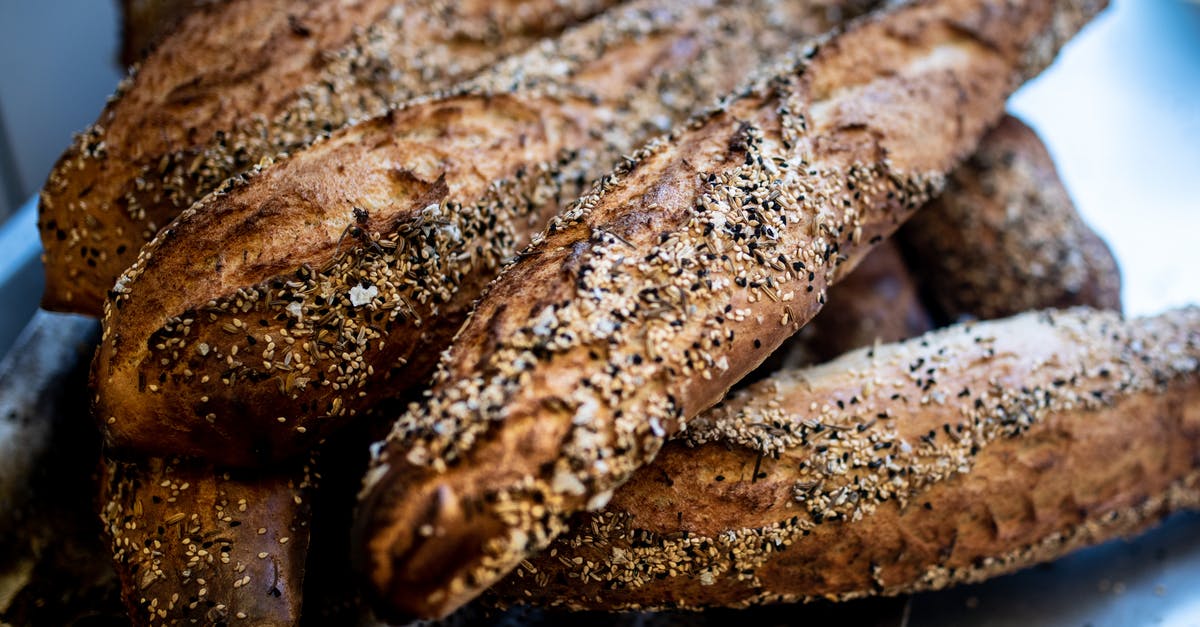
[773,114,1123,371]
[119,0,218,65]
[771,239,932,370]
[96,0,864,467]
[40,0,617,315]
[100,456,314,626]
[900,114,1122,322]
[356,0,1108,618]
[148,109,1102,620]
[486,307,1200,610]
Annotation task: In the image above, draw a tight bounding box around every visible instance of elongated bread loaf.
[40,0,617,316]
[165,108,1105,622]
[356,0,1109,618]
[100,456,314,626]
[900,114,1122,322]
[486,307,1200,610]
[96,0,869,467]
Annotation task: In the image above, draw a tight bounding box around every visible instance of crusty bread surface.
[100,456,315,626]
[356,0,1109,618]
[771,239,933,370]
[119,0,218,65]
[96,0,870,467]
[900,114,1122,322]
[487,307,1200,610]
[41,0,618,315]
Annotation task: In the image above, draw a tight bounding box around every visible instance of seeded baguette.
[900,114,1122,323]
[483,307,1200,610]
[356,0,1108,618]
[96,0,870,468]
[100,456,315,626]
[40,0,618,316]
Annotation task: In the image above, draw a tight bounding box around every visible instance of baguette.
[99,456,314,626]
[486,307,1200,610]
[39,0,618,316]
[96,0,871,467]
[156,109,1092,622]
[356,0,1108,618]
[900,114,1122,322]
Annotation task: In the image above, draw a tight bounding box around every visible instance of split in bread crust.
[356,0,1109,618]
[96,0,871,467]
[899,114,1122,323]
[91,0,873,621]
[40,0,619,315]
[486,307,1200,610]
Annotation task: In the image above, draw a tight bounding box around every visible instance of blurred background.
[0,1,1197,625]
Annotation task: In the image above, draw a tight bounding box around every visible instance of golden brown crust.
[900,114,1122,322]
[96,0,863,467]
[356,0,1108,618]
[488,307,1200,610]
[99,456,314,626]
[40,0,617,316]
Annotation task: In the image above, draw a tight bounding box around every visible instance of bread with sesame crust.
[355,0,1109,618]
[39,0,620,316]
[899,114,1122,323]
[142,117,1100,621]
[94,0,875,468]
[485,307,1200,610]
[99,456,315,626]
[767,239,933,371]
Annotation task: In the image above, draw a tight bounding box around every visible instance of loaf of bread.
[900,114,1122,322]
[91,1,870,621]
[485,307,1200,610]
[95,0,871,468]
[356,0,1109,618]
[119,0,216,65]
[40,0,617,316]
[100,456,315,626]
[106,108,1122,622]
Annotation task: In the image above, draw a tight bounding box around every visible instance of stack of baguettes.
[22,0,1200,624]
